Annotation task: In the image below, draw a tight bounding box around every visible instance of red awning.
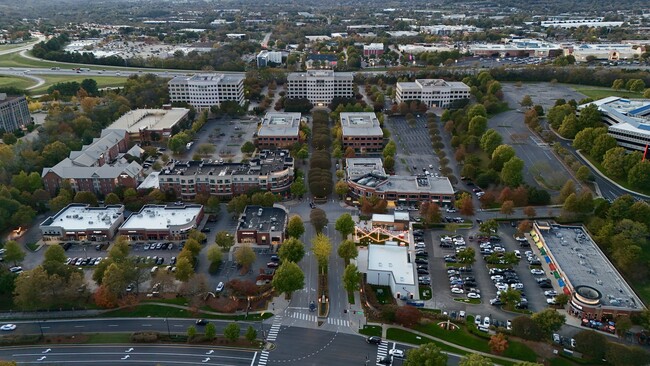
[563,287,571,295]
[549,263,556,271]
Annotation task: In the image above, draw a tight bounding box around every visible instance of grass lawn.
[454,298,481,305]
[370,285,393,305]
[571,85,643,100]
[0,75,34,90]
[0,51,145,71]
[101,304,274,321]
[32,75,129,94]
[419,287,432,300]
[359,325,382,337]
[582,153,650,196]
[84,333,132,343]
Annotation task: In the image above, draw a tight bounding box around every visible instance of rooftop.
[287,70,353,81]
[121,204,202,230]
[351,171,454,196]
[367,243,415,285]
[579,97,650,133]
[340,112,383,137]
[537,224,644,311]
[68,129,127,167]
[237,205,288,233]
[42,159,142,179]
[258,112,301,137]
[41,204,124,231]
[345,158,385,180]
[169,73,244,84]
[109,108,189,134]
[159,149,293,177]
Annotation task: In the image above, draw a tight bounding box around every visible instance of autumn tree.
[419,202,441,227]
[235,245,256,271]
[312,234,332,268]
[523,206,536,218]
[215,231,235,251]
[335,213,355,239]
[489,333,509,355]
[278,237,306,263]
[456,193,475,216]
[286,215,305,239]
[459,354,492,366]
[395,306,422,327]
[500,200,515,217]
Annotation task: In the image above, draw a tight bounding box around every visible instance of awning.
[549,263,556,271]
[529,231,536,236]
[545,256,551,263]
[558,279,566,287]
[537,243,543,249]
[540,248,547,256]
[563,287,571,295]
[553,271,560,279]
[387,201,396,209]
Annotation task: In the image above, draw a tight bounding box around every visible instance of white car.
[474,315,482,325]
[446,208,457,213]
[459,310,466,318]
[514,250,521,258]
[467,292,481,299]
[544,290,558,297]
[388,349,404,358]
[495,283,509,291]
[216,282,225,293]
[506,320,512,330]
[530,269,545,275]
[547,297,558,305]
[451,287,464,294]
[483,317,491,327]
[491,275,504,281]
[493,246,505,253]
[0,324,16,331]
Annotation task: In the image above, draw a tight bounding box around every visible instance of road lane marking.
[250,351,257,366]
[141,324,152,327]
[108,325,118,327]
[73,326,84,328]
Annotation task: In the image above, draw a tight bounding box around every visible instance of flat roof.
[345,158,385,180]
[368,243,415,285]
[258,112,301,137]
[287,70,353,81]
[109,109,189,133]
[372,214,394,223]
[579,97,650,135]
[169,73,245,84]
[537,224,644,311]
[159,149,293,177]
[237,205,287,233]
[340,112,383,137]
[41,204,124,231]
[121,205,202,230]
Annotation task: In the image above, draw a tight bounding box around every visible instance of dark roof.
[307,54,338,62]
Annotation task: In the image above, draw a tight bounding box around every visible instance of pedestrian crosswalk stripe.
[326,318,350,326]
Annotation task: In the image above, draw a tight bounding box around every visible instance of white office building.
[578,97,650,152]
[168,73,245,111]
[364,242,418,300]
[257,50,284,67]
[286,70,354,105]
[396,79,470,108]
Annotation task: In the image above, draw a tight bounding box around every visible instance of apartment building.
[168,73,245,111]
[0,93,31,133]
[340,112,384,152]
[395,79,470,108]
[157,149,294,200]
[286,70,354,105]
[256,112,301,148]
[42,129,143,196]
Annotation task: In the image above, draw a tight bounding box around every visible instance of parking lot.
[384,115,439,176]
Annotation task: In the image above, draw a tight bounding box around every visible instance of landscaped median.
[100,302,274,321]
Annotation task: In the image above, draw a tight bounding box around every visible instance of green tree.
[278,238,306,263]
[334,180,349,199]
[187,325,197,339]
[480,129,503,155]
[334,213,355,239]
[168,132,191,155]
[612,79,625,90]
[286,215,305,239]
[468,116,488,136]
[205,322,216,340]
[312,234,332,268]
[576,165,591,182]
[290,177,307,198]
[73,191,98,206]
[245,325,257,343]
[3,241,25,266]
[558,113,578,138]
[404,343,447,366]
[241,141,255,154]
[606,342,650,366]
[628,160,650,189]
[499,288,522,309]
[207,245,223,264]
[342,263,361,293]
[459,353,492,366]
[645,88,650,99]
[500,157,524,187]
[105,193,121,204]
[591,134,617,162]
[235,245,256,270]
[271,261,305,298]
[479,219,498,235]
[491,144,516,171]
[531,309,566,337]
[337,239,358,263]
[628,79,646,93]
[174,256,194,282]
[309,208,328,233]
[223,322,241,342]
[215,231,235,251]
[520,95,533,108]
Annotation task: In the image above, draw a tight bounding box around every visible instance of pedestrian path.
[376,340,389,365]
[257,350,270,366]
[287,311,317,323]
[327,317,349,327]
[266,314,283,342]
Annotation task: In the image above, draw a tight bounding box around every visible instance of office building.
[363,43,384,57]
[40,204,125,243]
[257,50,284,67]
[286,70,354,105]
[236,205,288,246]
[340,112,384,152]
[168,73,245,111]
[396,79,470,108]
[118,204,204,241]
[469,39,563,58]
[108,107,190,142]
[0,94,31,133]
[256,112,301,148]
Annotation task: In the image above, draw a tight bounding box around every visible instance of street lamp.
[38,319,44,339]
[164,316,171,338]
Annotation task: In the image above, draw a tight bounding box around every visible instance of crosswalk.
[257,350,270,366]
[327,318,349,327]
[266,314,283,342]
[376,341,389,365]
[287,311,317,322]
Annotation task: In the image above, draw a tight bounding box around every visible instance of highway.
[0,344,257,366]
[7,318,264,338]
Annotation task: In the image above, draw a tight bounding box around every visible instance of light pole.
[164,316,171,338]
[38,319,44,339]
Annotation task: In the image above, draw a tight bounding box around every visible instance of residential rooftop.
[258,112,301,137]
[41,204,124,231]
[109,108,189,134]
[121,204,202,230]
[237,205,287,233]
[537,224,644,311]
[340,112,383,137]
[367,243,415,285]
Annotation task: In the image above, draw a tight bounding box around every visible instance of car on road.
[9,266,22,274]
[216,282,225,293]
[388,349,404,358]
[366,336,382,344]
[195,319,208,326]
[446,208,456,213]
[1,324,16,331]
[270,255,281,262]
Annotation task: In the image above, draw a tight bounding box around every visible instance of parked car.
[216,282,225,293]
[451,287,464,294]
[467,292,481,299]
[530,268,545,275]
[388,349,404,358]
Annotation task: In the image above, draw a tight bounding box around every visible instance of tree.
[245,325,257,343]
[628,160,650,189]
[499,288,522,309]
[207,245,223,264]
[335,213,355,239]
[312,234,332,268]
[235,245,256,270]
[105,193,121,204]
[227,195,250,216]
[310,208,328,233]
[456,193,475,216]
[491,145,516,171]
[215,231,235,251]
[342,263,361,294]
[501,157,524,187]
[612,79,625,90]
[554,293,569,307]
[187,325,197,339]
[174,256,194,282]
[223,322,240,342]
[459,353,493,366]
[419,202,441,227]
[334,180,349,199]
[606,342,650,366]
[522,206,536,219]
[73,191,98,206]
[3,241,25,266]
[290,178,307,198]
[489,333,509,355]
[572,330,606,360]
[271,261,305,298]
[468,116,488,136]
[500,200,515,217]
[287,215,305,239]
[576,165,591,182]
[241,141,255,154]
[558,180,576,203]
[531,309,566,337]
[395,305,422,327]
[278,238,306,263]
[480,129,503,155]
[455,247,475,266]
[479,219,498,235]
[205,322,216,340]
[511,315,544,340]
[520,95,533,108]
[404,343,447,366]
[337,239,358,263]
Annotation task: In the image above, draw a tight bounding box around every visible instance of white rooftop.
[340,112,383,137]
[41,204,124,231]
[372,214,394,223]
[258,112,301,137]
[121,205,202,230]
[368,243,415,285]
[109,108,189,134]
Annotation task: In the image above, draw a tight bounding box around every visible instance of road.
[0,344,256,366]
[0,36,45,56]
[260,32,272,49]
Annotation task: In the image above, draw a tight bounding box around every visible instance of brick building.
[40,204,125,243]
[118,204,204,241]
[340,112,384,152]
[256,112,301,148]
[236,205,288,246]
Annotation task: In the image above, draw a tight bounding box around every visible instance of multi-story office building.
[363,43,384,57]
[257,50,284,67]
[168,73,245,111]
[0,93,31,133]
[108,107,190,142]
[157,149,294,200]
[340,112,384,152]
[256,112,301,148]
[286,70,354,105]
[395,79,470,108]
